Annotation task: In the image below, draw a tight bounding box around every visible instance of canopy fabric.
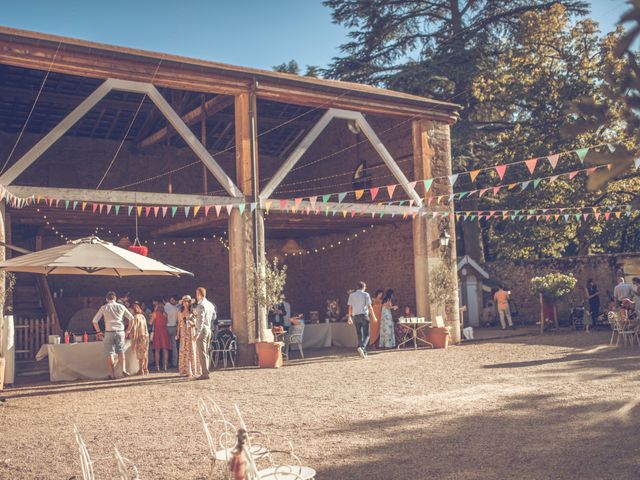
[0,236,192,277]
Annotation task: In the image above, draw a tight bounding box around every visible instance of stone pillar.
[412,119,460,343]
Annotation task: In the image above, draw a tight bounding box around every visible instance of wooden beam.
[138,95,233,148]
[148,216,221,237]
[0,79,114,185]
[6,186,243,206]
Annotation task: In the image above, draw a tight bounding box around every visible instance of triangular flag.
[549,175,559,183]
[250,203,256,213]
[183,206,190,217]
[161,206,168,217]
[408,181,417,190]
[279,199,288,210]
[204,206,211,216]
[64,200,70,210]
[575,213,581,221]
[583,213,589,221]
[586,167,597,176]
[564,214,569,222]
[225,205,233,215]
[467,190,478,197]
[137,206,143,217]
[479,188,489,197]
[322,194,331,203]
[493,186,502,196]
[423,178,434,192]
[294,198,303,209]
[634,158,640,169]
[608,143,616,153]
[73,201,78,210]
[144,206,152,217]
[615,211,622,218]
[369,188,379,201]
[342,210,348,218]
[193,206,200,217]
[521,181,531,190]
[495,164,507,180]
[106,205,112,215]
[448,174,459,186]
[82,202,87,211]
[238,204,245,214]
[309,196,318,210]
[575,148,589,163]
[604,212,611,221]
[92,203,98,213]
[171,206,177,217]
[387,184,397,199]
[338,192,347,203]
[533,179,542,188]
[568,170,579,180]
[215,205,222,216]
[594,211,600,220]
[265,201,272,213]
[354,189,364,200]
[547,154,560,169]
[458,192,468,200]
[469,170,480,182]
[525,158,538,175]
[115,205,121,215]
[153,206,160,217]
[127,206,133,216]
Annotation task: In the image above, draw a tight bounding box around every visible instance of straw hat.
[181,295,194,303]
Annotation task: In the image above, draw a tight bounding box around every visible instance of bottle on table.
[64,331,70,344]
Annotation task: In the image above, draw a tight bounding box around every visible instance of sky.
[0,0,631,72]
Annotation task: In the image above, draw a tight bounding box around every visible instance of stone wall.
[483,253,640,322]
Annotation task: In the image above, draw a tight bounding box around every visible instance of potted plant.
[248,258,288,368]
[423,263,455,348]
[0,272,16,390]
[530,272,577,333]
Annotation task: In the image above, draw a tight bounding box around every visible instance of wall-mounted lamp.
[439,230,451,248]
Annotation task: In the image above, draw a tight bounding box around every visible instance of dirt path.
[1,331,639,479]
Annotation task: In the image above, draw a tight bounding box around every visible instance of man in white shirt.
[347,281,378,359]
[613,277,634,306]
[193,287,216,380]
[164,295,180,368]
[92,291,134,379]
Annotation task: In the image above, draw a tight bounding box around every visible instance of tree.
[323,0,590,260]
[273,60,321,77]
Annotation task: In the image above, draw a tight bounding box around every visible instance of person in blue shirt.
[347,281,378,359]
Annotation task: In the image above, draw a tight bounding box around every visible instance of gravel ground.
[1,330,639,480]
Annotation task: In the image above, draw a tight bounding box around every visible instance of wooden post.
[539,293,544,335]
[201,95,208,194]
[412,119,460,343]
[228,91,263,364]
[0,204,5,359]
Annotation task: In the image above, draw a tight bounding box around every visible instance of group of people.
[91,287,217,380]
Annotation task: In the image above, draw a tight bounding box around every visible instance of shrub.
[530,272,577,300]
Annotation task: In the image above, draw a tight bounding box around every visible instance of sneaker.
[357,347,365,359]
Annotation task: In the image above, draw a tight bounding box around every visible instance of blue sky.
[0,0,630,71]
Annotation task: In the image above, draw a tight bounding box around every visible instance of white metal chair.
[210,329,237,369]
[608,311,636,346]
[286,323,305,359]
[114,447,140,480]
[74,426,95,480]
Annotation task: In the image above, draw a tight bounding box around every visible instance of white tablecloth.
[330,322,359,348]
[36,341,139,382]
[302,323,332,349]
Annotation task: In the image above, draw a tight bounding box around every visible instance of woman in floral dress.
[379,289,398,348]
[126,303,149,375]
[177,295,200,377]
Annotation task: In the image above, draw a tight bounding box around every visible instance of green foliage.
[325,0,640,260]
[273,60,321,77]
[428,262,455,316]
[530,272,577,299]
[248,258,288,311]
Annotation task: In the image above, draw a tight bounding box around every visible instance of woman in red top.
[150,303,170,371]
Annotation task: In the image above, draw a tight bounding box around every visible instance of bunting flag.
[294,198,303,210]
[495,164,507,180]
[635,158,640,169]
[547,154,560,169]
[137,206,143,217]
[575,148,589,163]
[322,194,331,203]
[225,205,233,215]
[115,205,121,215]
[82,202,87,211]
[181,206,188,217]
[354,189,364,200]
[162,206,168,218]
[423,178,434,192]
[171,206,178,217]
[215,205,222,216]
[586,167,597,176]
[143,206,150,217]
[533,179,542,189]
[73,201,78,211]
[127,206,134,216]
[408,181,417,191]
[309,196,318,210]
[92,203,98,213]
[279,199,288,210]
[568,170,579,180]
[153,206,160,217]
[448,174,459,186]
[479,188,489,197]
[493,186,502,196]
[204,206,212,217]
[338,192,347,203]
[521,181,531,190]
[106,205,112,215]
[369,188,379,201]
[549,175,559,183]
[265,200,272,213]
[387,184,397,199]
[193,206,200,217]
[525,158,538,175]
[238,204,245,214]
[250,203,256,213]
[469,170,480,182]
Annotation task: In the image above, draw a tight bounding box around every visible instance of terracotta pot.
[255,342,283,368]
[0,357,5,391]
[423,326,450,349]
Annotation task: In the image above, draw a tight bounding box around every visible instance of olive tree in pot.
[0,272,16,389]
[530,272,577,333]
[248,258,288,368]
[426,263,456,348]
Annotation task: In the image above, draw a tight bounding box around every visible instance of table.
[397,317,433,350]
[330,322,359,348]
[36,341,139,382]
[302,323,332,349]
